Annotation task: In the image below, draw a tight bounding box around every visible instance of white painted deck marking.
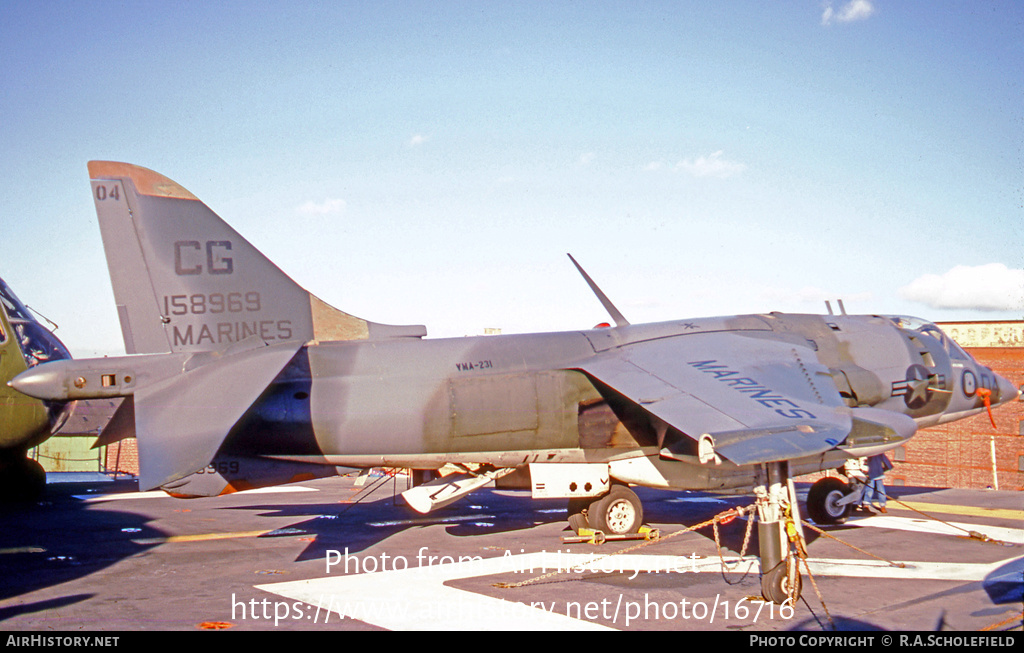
[849,515,1024,544]
[258,552,614,630]
[257,549,1023,631]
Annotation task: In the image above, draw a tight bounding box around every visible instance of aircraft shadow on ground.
[0,594,93,622]
[234,486,575,561]
[229,484,784,562]
[207,479,1016,631]
[0,480,166,605]
[219,480,1011,577]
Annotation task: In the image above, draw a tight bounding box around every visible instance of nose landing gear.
[806,476,856,525]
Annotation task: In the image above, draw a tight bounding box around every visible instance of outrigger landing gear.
[566,484,644,536]
[755,461,804,605]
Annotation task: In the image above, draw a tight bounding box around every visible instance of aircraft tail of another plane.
[88,161,426,355]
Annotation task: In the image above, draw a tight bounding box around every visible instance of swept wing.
[574,331,900,466]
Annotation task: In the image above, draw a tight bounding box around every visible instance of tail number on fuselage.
[196,461,240,476]
[163,292,261,316]
[174,241,233,276]
[94,184,121,202]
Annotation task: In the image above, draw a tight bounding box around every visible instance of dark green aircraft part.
[0,277,74,498]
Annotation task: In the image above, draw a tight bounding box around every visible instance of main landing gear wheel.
[588,485,643,535]
[806,477,852,525]
[761,559,802,605]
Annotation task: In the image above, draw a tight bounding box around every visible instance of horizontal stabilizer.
[135,341,302,490]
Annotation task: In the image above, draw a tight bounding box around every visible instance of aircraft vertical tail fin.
[87,162,426,354]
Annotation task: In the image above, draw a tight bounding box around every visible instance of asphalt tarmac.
[0,473,1021,632]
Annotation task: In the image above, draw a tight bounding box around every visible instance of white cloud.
[899,264,1024,312]
[675,150,746,179]
[296,198,347,216]
[822,0,875,26]
[408,134,429,147]
[579,152,596,166]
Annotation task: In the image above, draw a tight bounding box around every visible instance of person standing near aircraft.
[860,453,893,514]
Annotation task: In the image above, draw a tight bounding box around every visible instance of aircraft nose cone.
[995,373,1020,406]
[9,364,67,401]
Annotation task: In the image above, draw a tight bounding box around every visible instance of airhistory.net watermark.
[6,636,119,647]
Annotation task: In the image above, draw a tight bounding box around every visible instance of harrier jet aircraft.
[11,162,1019,602]
[0,276,73,499]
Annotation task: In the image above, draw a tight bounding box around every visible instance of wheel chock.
[561,524,660,545]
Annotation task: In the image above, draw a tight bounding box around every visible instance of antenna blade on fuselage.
[567,254,629,327]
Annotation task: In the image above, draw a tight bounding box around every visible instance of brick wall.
[42,398,141,476]
[103,437,139,477]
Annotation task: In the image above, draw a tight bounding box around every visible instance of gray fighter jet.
[11,162,1019,603]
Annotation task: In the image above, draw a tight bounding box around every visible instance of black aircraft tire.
[0,457,46,503]
[806,477,851,525]
[588,485,643,535]
[761,560,802,605]
[22,458,46,498]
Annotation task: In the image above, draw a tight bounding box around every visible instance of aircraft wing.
[574,331,858,466]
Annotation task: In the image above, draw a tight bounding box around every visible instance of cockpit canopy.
[886,315,972,362]
[0,277,72,368]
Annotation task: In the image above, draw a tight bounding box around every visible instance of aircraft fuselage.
[20,310,1012,497]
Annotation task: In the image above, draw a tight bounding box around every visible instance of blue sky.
[2,1,1021,356]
